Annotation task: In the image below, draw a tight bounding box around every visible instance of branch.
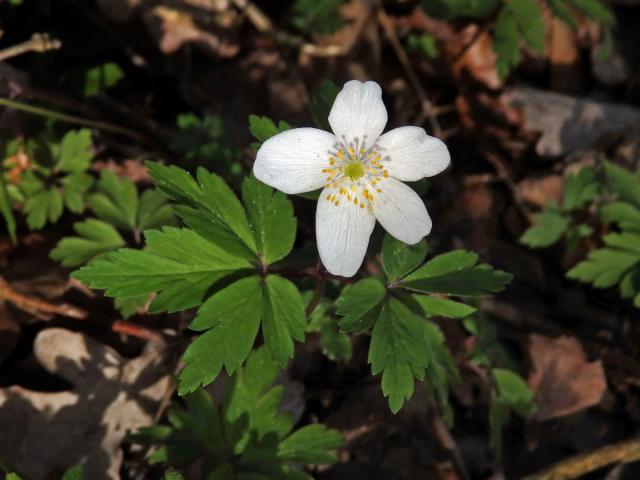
[0,33,61,62]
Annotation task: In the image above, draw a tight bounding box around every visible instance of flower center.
[344,161,365,180]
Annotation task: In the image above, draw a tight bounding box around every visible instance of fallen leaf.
[528,334,607,421]
[517,174,563,208]
[549,17,582,94]
[453,28,502,90]
[0,328,172,479]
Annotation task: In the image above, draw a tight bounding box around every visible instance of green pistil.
[344,161,365,180]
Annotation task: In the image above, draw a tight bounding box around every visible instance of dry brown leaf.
[453,28,502,90]
[0,328,172,479]
[528,334,607,421]
[549,17,582,93]
[144,5,239,57]
[517,174,564,208]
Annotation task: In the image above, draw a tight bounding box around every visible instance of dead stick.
[523,438,640,480]
[0,33,61,62]
[377,9,442,137]
[0,275,86,320]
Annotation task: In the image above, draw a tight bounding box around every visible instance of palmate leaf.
[277,425,343,464]
[563,166,598,210]
[508,0,546,54]
[55,129,94,173]
[249,115,292,147]
[335,278,386,333]
[520,210,570,248]
[88,170,138,230]
[50,219,126,267]
[369,298,427,413]
[493,6,521,79]
[601,202,640,233]
[382,234,428,281]
[401,250,512,296]
[147,162,257,260]
[413,294,476,319]
[603,161,640,208]
[178,274,306,394]
[73,227,253,313]
[242,176,296,266]
[24,188,63,230]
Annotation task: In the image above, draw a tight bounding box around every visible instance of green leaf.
[138,189,176,231]
[490,368,535,454]
[336,278,386,333]
[382,234,428,281]
[291,0,346,34]
[277,425,342,463]
[61,465,83,480]
[603,161,640,208]
[406,33,439,59]
[563,166,598,210]
[601,202,640,233]
[570,0,615,26]
[72,227,252,312]
[147,162,257,258]
[89,170,138,231]
[319,316,352,361]
[61,172,93,213]
[309,80,339,131]
[263,275,306,367]
[567,248,640,288]
[548,0,578,28]
[493,6,521,79]
[0,172,17,243]
[115,294,149,319]
[50,219,126,267]
[402,250,513,296]
[178,276,264,394]
[520,211,570,248]
[83,62,124,97]
[164,468,185,480]
[369,297,429,413]
[249,115,292,146]
[25,188,63,229]
[56,129,93,173]
[422,0,500,19]
[508,0,546,54]
[413,294,476,319]
[242,176,296,266]
[224,347,294,448]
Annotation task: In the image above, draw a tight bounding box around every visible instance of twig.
[430,413,471,480]
[523,438,640,480]
[0,275,87,320]
[112,320,164,342]
[0,33,61,62]
[0,97,151,145]
[377,8,442,137]
[305,263,327,316]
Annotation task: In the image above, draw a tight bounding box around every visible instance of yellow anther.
[334,200,339,206]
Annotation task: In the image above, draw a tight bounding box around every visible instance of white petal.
[376,126,450,181]
[372,178,431,244]
[328,80,387,149]
[254,128,336,194]
[316,191,376,277]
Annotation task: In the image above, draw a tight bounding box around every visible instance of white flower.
[253,80,450,277]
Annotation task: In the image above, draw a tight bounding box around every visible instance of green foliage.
[407,33,439,59]
[249,115,292,149]
[336,278,386,333]
[521,166,599,250]
[61,465,83,480]
[12,129,95,229]
[422,0,500,19]
[309,80,339,131]
[291,0,346,35]
[51,171,175,267]
[83,63,124,97]
[382,234,428,282]
[489,369,535,456]
[0,170,17,244]
[133,348,342,479]
[307,297,352,361]
[170,114,242,182]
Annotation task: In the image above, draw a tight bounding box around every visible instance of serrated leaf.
[147,162,257,258]
[563,166,598,210]
[570,0,615,26]
[413,294,476,318]
[25,188,63,229]
[567,248,640,288]
[56,129,93,173]
[50,219,126,267]
[178,276,264,394]
[369,297,429,413]
[83,62,124,97]
[0,172,17,243]
[402,250,512,296]
[382,234,428,281]
[603,161,640,208]
[520,210,570,248]
[309,80,339,131]
[89,170,138,231]
[72,227,252,312]
[493,6,521,79]
[138,189,176,231]
[277,425,342,464]
[336,278,386,333]
[249,115,292,146]
[548,0,578,28]
[242,176,296,265]
[263,275,306,367]
[601,202,640,232]
[508,0,546,54]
